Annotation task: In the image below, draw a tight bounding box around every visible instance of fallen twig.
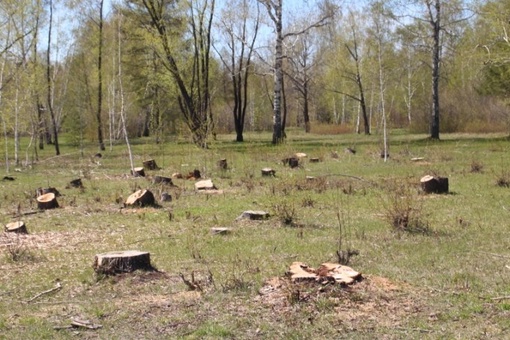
[491,296,510,301]
[26,282,62,303]
[54,319,102,331]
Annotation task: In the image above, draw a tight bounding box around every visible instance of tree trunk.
[429,0,441,140]
[96,0,106,151]
[272,0,284,144]
[46,0,60,156]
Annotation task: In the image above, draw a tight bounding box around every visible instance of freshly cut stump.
[37,193,59,210]
[5,221,27,234]
[125,189,155,207]
[143,159,159,170]
[132,167,145,177]
[420,175,449,194]
[93,250,152,274]
[288,261,362,285]
[237,210,269,220]
[195,179,216,190]
[211,227,231,235]
[261,168,276,177]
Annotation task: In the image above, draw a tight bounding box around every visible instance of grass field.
[1,130,510,339]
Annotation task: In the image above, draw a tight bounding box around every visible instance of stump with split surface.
[125,189,155,207]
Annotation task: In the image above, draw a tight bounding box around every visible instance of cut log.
[93,250,153,275]
[132,167,145,177]
[288,261,361,285]
[37,193,59,210]
[218,158,228,170]
[261,168,276,177]
[5,221,28,234]
[143,159,159,170]
[420,175,449,194]
[125,189,155,207]
[237,210,269,220]
[153,176,173,185]
[69,178,83,188]
[195,179,216,190]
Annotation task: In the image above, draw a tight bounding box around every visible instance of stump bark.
[69,178,83,188]
[420,175,449,194]
[261,168,276,177]
[132,167,145,177]
[143,159,159,170]
[5,221,27,234]
[125,189,155,207]
[218,159,228,170]
[93,250,152,274]
[160,192,172,202]
[283,157,299,168]
[37,193,59,210]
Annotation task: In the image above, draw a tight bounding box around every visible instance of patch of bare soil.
[256,274,427,331]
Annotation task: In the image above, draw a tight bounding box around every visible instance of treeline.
[0,0,509,159]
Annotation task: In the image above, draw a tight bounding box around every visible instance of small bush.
[383,182,430,234]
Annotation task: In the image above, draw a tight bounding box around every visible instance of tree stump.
[153,176,173,185]
[69,178,83,188]
[294,152,307,158]
[218,158,228,170]
[5,221,27,234]
[195,179,216,190]
[143,159,159,170]
[211,227,231,235]
[93,250,153,275]
[261,168,276,177]
[37,193,59,210]
[420,175,449,194]
[345,147,356,154]
[310,158,320,163]
[36,187,60,197]
[283,157,299,168]
[172,172,183,179]
[2,176,15,181]
[186,169,201,179]
[132,167,145,177]
[160,192,172,202]
[125,189,155,207]
[237,210,269,220]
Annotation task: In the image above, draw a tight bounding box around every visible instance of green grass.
[1,130,510,338]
